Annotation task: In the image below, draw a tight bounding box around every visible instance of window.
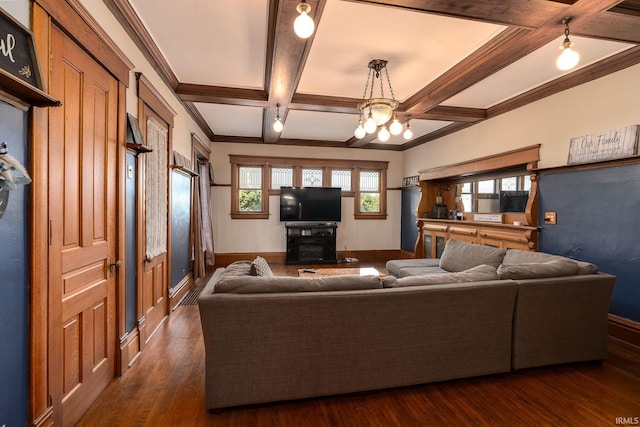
[359,170,380,213]
[238,166,263,212]
[331,169,351,191]
[302,168,323,187]
[355,168,386,219]
[229,155,388,220]
[271,167,293,190]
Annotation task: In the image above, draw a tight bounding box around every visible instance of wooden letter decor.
[567,125,639,165]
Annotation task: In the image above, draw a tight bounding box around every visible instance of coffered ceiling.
[105,0,640,150]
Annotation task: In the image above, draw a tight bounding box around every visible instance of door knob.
[109,258,122,277]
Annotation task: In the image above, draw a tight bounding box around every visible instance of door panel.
[49,25,117,427]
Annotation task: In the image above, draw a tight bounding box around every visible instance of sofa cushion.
[398,266,448,278]
[214,275,383,294]
[503,249,599,275]
[385,258,441,277]
[384,264,499,288]
[220,260,253,279]
[497,259,579,280]
[250,256,273,277]
[439,239,506,272]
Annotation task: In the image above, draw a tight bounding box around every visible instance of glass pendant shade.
[354,122,366,139]
[294,2,314,39]
[368,101,394,126]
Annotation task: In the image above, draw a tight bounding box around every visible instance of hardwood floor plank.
[78,260,640,427]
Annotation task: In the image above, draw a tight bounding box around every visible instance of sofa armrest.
[512,272,616,370]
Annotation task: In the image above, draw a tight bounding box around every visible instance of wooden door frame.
[30,1,132,425]
[135,73,176,346]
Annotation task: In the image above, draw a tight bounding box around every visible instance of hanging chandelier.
[354,59,411,141]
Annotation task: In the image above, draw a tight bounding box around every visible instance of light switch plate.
[544,212,557,224]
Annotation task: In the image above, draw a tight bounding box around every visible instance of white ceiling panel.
[195,103,264,137]
[281,110,359,141]
[297,0,505,101]
[442,36,636,108]
[129,0,267,88]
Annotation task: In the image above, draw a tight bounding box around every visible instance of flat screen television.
[500,190,529,213]
[279,187,342,222]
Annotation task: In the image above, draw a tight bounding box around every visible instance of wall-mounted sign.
[402,175,419,188]
[567,124,639,165]
[0,7,59,107]
[0,7,40,87]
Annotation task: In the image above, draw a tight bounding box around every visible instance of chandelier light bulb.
[364,113,378,134]
[354,121,366,139]
[389,117,403,135]
[294,1,315,39]
[556,44,579,70]
[403,121,413,140]
[378,125,390,142]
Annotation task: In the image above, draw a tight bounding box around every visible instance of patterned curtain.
[199,162,215,267]
[145,117,168,259]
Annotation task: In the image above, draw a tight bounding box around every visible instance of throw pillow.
[250,256,273,277]
[439,239,506,272]
[497,259,579,280]
[503,249,599,275]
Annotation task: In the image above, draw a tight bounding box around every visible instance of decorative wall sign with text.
[402,175,419,188]
[0,7,40,88]
[567,125,639,165]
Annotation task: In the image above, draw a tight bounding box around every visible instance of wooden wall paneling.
[29,5,54,426]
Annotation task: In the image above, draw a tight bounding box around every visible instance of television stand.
[285,222,337,264]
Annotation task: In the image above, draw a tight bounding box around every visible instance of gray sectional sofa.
[198,242,615,411]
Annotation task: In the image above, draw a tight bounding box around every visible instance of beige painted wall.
[210,142,403,254]
[78,0,209,157]
[403,63,640,176]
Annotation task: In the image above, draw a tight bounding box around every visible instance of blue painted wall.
[401,188,420,253]
[0,101,29,426]
[538,164,640,322]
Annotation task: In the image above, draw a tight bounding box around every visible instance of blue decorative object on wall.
[538,163,640,322]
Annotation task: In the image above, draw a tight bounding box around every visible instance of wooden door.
[139,112,170,345]
[48,26,118,427]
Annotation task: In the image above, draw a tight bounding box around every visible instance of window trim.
[229,155,388,219]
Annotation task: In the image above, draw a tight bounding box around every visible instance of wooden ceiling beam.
[262,0,327,143]
[341,0,568,29]
[176,84,269,107]
[402,0,628,119]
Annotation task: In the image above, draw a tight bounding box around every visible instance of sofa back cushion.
[214,275,383,294]
[439,239,506,272]
[503,249,598,275]
[497,259,579,280]
[383,264,499,288]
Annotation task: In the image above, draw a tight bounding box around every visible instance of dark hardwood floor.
[78,260,640,427]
